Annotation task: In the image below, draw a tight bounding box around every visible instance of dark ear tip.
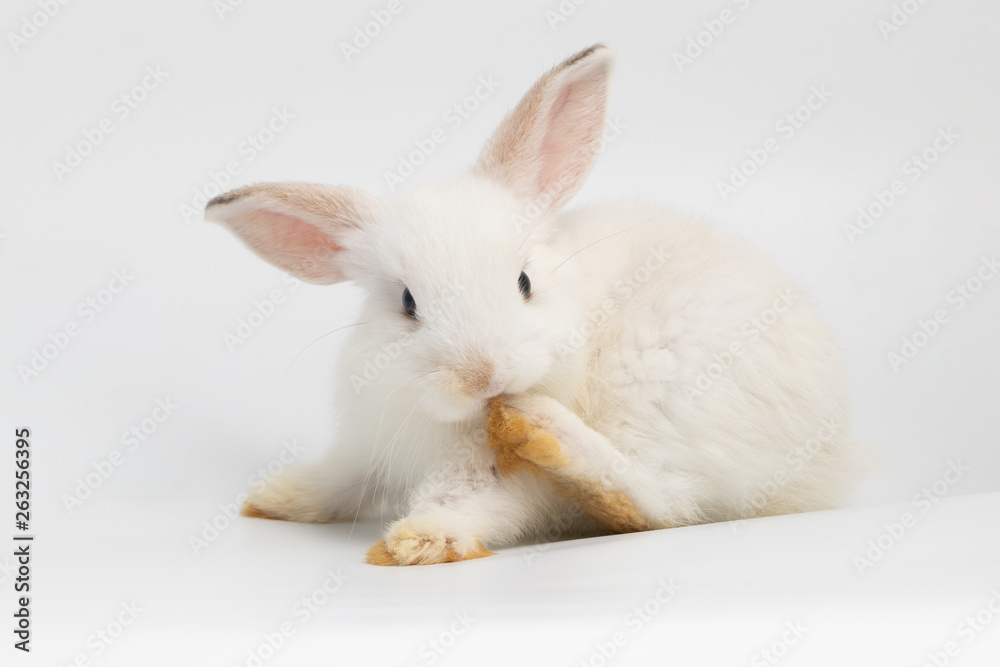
[205,190,243,210]
[565,43,613,67]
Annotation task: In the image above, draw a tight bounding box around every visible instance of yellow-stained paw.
[241,499,279,519]
[365,518,495,566]
[364,540,398,566]
[485,396,654,534]
[486,397,569,475]
[237,465,339,523]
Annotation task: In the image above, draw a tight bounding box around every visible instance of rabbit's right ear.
[475,44,615,216]
[205,183,378,284]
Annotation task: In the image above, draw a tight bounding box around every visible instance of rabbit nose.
[456,358,506,398]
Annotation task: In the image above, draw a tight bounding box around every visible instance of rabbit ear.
[205,183,378,284]
[475,44,615,215]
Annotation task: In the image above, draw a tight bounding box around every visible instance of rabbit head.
[206,45,615,422]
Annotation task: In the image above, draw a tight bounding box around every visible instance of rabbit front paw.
[485,395,574,475]
[486,396,654,534]
[366,515,495,566]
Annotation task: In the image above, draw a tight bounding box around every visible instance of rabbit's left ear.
[474,44,615,216]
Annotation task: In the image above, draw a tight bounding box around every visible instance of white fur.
[205,45,867,556]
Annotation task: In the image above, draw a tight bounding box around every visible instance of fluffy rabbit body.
[206,45,864,565]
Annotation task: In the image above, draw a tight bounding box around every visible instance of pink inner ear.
[536,81,603,200]
[243,208,347,283]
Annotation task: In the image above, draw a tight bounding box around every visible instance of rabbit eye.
[518,272,531,300]
[402,287,417,319]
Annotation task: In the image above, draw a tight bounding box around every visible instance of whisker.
[372,395,425,526]
[579,370,612,388]
[517,214,550,252]
[275,322,369,388]
[543,221,652,281]
[347,369,437,539]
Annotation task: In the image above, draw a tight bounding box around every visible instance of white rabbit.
[205,44,867,566]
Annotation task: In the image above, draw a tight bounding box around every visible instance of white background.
[1,1,998,665]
